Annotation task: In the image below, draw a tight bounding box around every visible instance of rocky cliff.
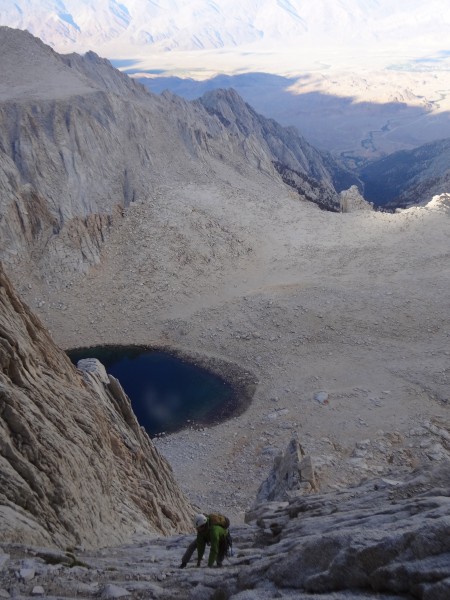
[0,262,192,549]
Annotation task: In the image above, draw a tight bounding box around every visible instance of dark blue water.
[67,346,236,436]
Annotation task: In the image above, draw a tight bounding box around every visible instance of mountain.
[1,381,450,597]
[0,22,450,600]
[359,138,450,209]
[3,1,450,164]
[0,26,354,290]
[137,70,450,166]
[1,0,450,55]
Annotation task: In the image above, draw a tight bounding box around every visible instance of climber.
[179,513,230,568]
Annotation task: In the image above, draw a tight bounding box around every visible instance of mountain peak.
[0,25,94,101]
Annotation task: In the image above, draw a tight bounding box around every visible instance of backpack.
[208,513,230,529]
[209,513,233,558]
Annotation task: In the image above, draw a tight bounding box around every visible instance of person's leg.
[180,538,197,567]
[217,537,227,567]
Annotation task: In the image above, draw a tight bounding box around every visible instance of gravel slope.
[18,170,450,525]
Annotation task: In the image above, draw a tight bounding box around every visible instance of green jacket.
[196,518,228,567]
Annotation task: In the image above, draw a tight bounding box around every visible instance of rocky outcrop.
[339,185,373,212]
[0,262,193,549]
[252,437,318,507]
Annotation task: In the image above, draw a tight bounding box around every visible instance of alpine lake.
[67,346,255,436]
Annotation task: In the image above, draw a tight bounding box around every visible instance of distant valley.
[359,138,450,209]
[137,71,450,209]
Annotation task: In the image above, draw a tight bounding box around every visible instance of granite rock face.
[0,263,193,549]
[242,460,450,599]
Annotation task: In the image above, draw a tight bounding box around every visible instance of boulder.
[252,437,318,507]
